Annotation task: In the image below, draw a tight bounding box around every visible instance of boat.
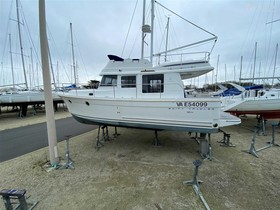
[222,83,280,119]
[0,0,62,116]
[59,0,241,135]
[0,90,61,106]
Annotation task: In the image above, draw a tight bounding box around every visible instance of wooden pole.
[39,0,59,166]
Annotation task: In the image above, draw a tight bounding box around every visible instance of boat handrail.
[154,51,210,65]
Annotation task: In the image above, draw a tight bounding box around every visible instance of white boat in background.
[0,90,61,106]
[59,0,241,134]
[222,83,280,119]
[0,0,63,116]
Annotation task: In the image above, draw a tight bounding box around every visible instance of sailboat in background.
[59,0,240,135]
[221,41,280,120]
[221,83,280,119]
[0,0,62,117]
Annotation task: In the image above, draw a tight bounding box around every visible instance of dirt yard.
[0,108,279,210]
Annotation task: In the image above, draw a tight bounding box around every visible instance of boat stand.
[101,125,110,142]
[153,130,162,146]
[218,130,236,147]
[198,133,212,161]
[113,126,120,138]
[183,160,211,210]
[95,125,112,150]
[0,189,38,210]
[59,135,74,169]
[95,125,104,150]
[190,132,200,144]
[242,123,279,158]
[256,116,267,136]
[31,105,37,116]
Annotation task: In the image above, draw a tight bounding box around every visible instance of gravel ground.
[0,108,280,210]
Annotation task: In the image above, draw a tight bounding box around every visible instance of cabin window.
[142,74,164,93]
[121,76,136,88]
[100,75,117,86]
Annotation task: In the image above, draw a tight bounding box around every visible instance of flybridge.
[102,54,213,79]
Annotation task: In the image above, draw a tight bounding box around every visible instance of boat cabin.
[96,55,186,99]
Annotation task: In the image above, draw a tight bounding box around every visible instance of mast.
[16,0,28,89]
[30,48,34,89]
[224,64,227,83]
[272,43,278,87]
[239,56,243,85]
[56,61,59,88]
[252,42,257,85]
[150,0,155,63]
[234,65,236,82]
[47,44,57,90]
[164,16,170,62]
[9,34,15,89]
[215,54,219,91]
[141,0,146,59]
[70,22,77,86]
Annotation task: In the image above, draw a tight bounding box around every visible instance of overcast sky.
[0,0,279,88]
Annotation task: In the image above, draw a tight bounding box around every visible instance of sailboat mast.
[272,43,278,87]
[9,34,15,89]
[16,0,28,90]
[150,0,155,64]
[252,42,257,85]
[70,22,77,86]
[47,44,57,90]
[239,55,243,85]
[164,16,170,62]
[215,54,219,91]
[141,0,146,59]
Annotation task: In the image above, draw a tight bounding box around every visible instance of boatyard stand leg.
[183,160,211,210]
[183,160,203,188]
[190,132,199,144]
[101,125,110,142]
[95,125,104,150]
[208,134,212,161]
[153,130,162,146]
[199,133,212,160]
[218,130,236,147]
[257,122,280,152]
[59,135,74,169]
[257,116,267,136]
[267,122,280,147]
[113,126,120,138]
[242,128,259,158]
[32,105,37,115]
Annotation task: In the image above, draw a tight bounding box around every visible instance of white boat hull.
[224,89,280,119]
[0,91,62,105]
[61,94,240,133]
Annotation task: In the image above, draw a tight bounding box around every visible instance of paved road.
[0,117,97,162]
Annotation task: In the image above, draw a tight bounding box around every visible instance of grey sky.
[0,0,279,88]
